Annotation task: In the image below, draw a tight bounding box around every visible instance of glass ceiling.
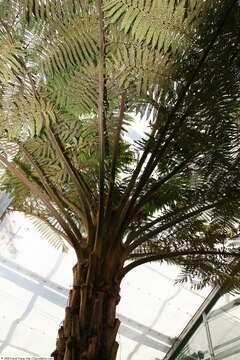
[177,293,240,360]
[0,211,213,360]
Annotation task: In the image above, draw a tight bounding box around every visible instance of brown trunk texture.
[51,253,122,360]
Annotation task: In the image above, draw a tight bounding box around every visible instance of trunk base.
[51,254,122,360]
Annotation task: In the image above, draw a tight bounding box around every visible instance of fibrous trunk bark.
[51,253,122,360]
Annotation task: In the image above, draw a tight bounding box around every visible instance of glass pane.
[207,297,240,360]
[177,295,240,360]
[177,321,210,360]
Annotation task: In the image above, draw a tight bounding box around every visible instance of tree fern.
[0,1,240,359]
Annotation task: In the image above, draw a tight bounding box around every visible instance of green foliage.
[104,0,198,50]
[28,215,69,252]
[0,0,240,294]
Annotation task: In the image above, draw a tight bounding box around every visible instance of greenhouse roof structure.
[0,209,231,359]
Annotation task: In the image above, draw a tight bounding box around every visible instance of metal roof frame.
[163,286,222,360]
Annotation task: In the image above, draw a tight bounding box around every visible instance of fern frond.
[0,28,24,83]
[38,15,99,77]
[47,66,99,116]
[20,0,88,23]
[104,0,201,51]
[109,41,173,95]
[28,214,69,252]
[0,85,57,137]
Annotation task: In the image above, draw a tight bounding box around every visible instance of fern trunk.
[51,252,123,360]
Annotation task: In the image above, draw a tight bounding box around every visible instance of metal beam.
[203,312,215,360]
[163,286,222,360]
[207,297,240,320]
